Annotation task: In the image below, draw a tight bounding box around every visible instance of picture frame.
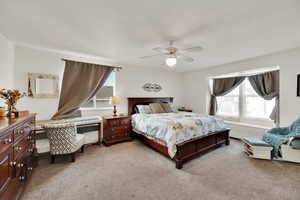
[298,74,300,97]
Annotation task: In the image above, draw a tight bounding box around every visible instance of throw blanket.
[263,131,300,158]
[132,112,227,158]
[263,118,300,157]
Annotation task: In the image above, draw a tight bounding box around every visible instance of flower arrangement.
[0,89,25,117]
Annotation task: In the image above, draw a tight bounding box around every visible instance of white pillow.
[137,105,152,114]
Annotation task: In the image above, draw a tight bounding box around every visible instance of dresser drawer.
[14,158,26,178]
[25,156,36,179]
[110,129,131,139]
[14,125,32,143]
[110,132,130,139]
[26,131,35,149]
[109,134,123,141]
[111,125,128,133]
[0,134,13,153]
[119,118,131,126]
[0,147,13,195]
[13,137,30,161]
[0,177,19,200]
[111,126,131,135]
[107,119,120,127]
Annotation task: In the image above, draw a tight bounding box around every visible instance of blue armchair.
[263,118,300,157]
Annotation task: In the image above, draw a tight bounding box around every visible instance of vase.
[6,104,14,118]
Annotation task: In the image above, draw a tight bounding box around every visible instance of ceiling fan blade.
[178,53,194,63]
[161,62,174,70]
[152,47,169,54]
[139,53,165,59]
[182,46,203,52]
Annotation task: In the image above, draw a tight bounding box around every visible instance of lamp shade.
[110,96,120,105]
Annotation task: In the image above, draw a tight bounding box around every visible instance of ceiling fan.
[140,41,203,67]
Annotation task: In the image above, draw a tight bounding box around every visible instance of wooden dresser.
[102,115,132,146]
[0,114,37,200]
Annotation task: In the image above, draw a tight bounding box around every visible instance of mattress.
[132,112,227,158]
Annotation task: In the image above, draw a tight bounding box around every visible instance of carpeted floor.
[21,139,300,200]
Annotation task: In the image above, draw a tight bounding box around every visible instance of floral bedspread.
[131,112,227,158]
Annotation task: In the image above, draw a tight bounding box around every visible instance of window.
[216,78,275,126]
[216,86,239,117]
[243,80,275,119]
[81,72,115,109]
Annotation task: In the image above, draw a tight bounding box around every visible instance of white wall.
[0,33,14,89]
[14,45,184,120]
[183,47,300,130]
[0,33,15,107]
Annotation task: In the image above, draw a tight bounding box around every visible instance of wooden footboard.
[133,129,230,169]
[173,129,230,169]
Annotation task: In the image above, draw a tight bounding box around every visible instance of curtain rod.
[210,68,280,80]
[61,58,122,71]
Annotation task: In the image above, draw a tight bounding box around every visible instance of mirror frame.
[28,73,59,98]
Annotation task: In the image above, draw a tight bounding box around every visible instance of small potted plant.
[0,89,25,118]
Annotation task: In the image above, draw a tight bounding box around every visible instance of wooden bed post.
[175,159,183,169]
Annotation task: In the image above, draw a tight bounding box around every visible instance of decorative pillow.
[149,103,165,113]
[160,102,173,113]
[136,105,152,114]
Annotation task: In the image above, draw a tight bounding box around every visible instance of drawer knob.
[2,138,12,144]
[17,163,24,168]
[15,146,22,151]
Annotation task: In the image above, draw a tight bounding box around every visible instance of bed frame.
[128,97,230,169]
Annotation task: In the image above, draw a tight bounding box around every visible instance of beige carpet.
[21,140,300,200]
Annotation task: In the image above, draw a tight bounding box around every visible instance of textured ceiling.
[0,0,300,71]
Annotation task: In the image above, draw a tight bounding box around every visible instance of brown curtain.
[209,76,245,115]
[248,70,280,125]
[51,60,113,120]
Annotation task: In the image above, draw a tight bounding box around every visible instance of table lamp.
[110,96,120,116]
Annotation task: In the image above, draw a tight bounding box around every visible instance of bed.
[128,97,230,169]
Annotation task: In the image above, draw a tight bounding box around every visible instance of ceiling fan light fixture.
[165,56,177,67]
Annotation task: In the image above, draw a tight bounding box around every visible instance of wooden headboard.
[127,97,173,115]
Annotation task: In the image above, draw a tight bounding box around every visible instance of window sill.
[224,120,272,130]
[80,107,113,111]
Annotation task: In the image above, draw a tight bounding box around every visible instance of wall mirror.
[28,73,59,98]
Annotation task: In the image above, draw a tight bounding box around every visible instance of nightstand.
[178,108,193,112]
[102,115,132,146]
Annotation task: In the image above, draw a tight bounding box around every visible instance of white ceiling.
[0,0,300,72]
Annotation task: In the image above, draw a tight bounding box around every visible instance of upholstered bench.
[242,138,273,160]
[35,116,101,154]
